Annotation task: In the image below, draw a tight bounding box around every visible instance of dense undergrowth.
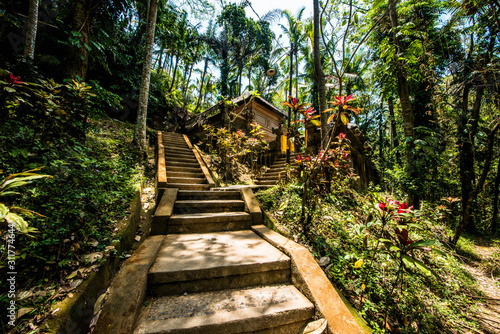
[0,117,144,332]
[257,182,492,333]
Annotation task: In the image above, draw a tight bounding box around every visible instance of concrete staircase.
[255,153,299,186]
[163,132,211,191]
[95,132,366,334]
[133,133,315,333]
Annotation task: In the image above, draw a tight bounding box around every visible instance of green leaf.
[5,212,29,233]
[0,203,9,220]
[372,0,387,10]
[409,239,435,249]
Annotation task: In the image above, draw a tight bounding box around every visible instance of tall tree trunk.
[195,57,209,112]
[24,0,39,60]
[388,0,417,206]
[313,0,327,149]
[182,63,194,106]
[157,47,164,72]
[388,96,401,164]
[134,0,158,154]
[492,157,500,234]
[378,101,384,161]
[287,47,293,163]
[453,121,500,244]
[64,0,92,80]
[168,55,179,92]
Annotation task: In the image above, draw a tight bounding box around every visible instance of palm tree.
[24,0,39,60]
[134,0,158,153]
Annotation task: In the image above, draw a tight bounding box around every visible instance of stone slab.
[135,285,314,334]
[251,225,369,334]
[152,188,178,235]
[93,235,165,334]
[240,187,263,224]
[149,230,290,285]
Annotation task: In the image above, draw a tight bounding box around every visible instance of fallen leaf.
[300,318,327,334]
[17,308,34,319]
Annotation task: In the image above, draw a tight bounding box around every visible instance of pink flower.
[338,133,346,140]
[342,153,349,159]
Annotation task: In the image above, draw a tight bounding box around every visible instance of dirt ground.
[463,239,500,333]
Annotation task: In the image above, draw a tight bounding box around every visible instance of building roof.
[185,93,287,131]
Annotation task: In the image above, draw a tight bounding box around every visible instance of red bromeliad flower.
[303,107,316,119]
[338,133,346,140]
[5,73,23,85]
[378,202,388,211]
[395,228,414,246]
[342,152,349,159]
[329,94,360,114]
[281,96,309,112]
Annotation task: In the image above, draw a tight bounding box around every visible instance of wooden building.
[184,92,287,143]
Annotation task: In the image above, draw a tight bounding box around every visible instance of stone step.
[174,200,244,214]
[167,183,211,191]
[147,231,291,296]
[163,156,198,164]
[167,166,203,173]
[255,180,278,185]
[265,168,286,175]
[168,212,252,233]
[166,172,205,179]
[168,177,207,185]
[163,141,189,148]
[256,176,280,181]
[165,161,201,168]
[135,285,313,334]
[177,190,241,201]
[163,147,193,154]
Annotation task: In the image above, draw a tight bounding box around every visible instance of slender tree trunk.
[64,0,92,80]
[492,157,500,234]
[24,0,39,60]
[287,47,293,163]
[453,122,500,244]
[169,55,179,92]
[388,0,417,206]
[388,96,401,164]
[157,48,164,72]
[134,0,158,154]
[182,63,194,106]
[313,0,327,149]
[195,57,209,112]
[378,101,384,161]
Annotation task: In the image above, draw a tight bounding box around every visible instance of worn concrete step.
[257,175,281,181]
[148,231,291,296]
[265,168,286,174]
[167,172,205,179]
[165,161,201,168]
[167,166,203,173]
[255,180,278,185]
[168,177,207,185]
[163,155,198,164]
[135,284,313,334]
[174,200,244,214]
[167,183,210,191]
[169,212,251,223]
[163,147,193,154]
[177,190,241,201]
[163,141,189,148]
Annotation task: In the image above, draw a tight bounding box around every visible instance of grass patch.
[0,117,144,333]
[257,183,485,333]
